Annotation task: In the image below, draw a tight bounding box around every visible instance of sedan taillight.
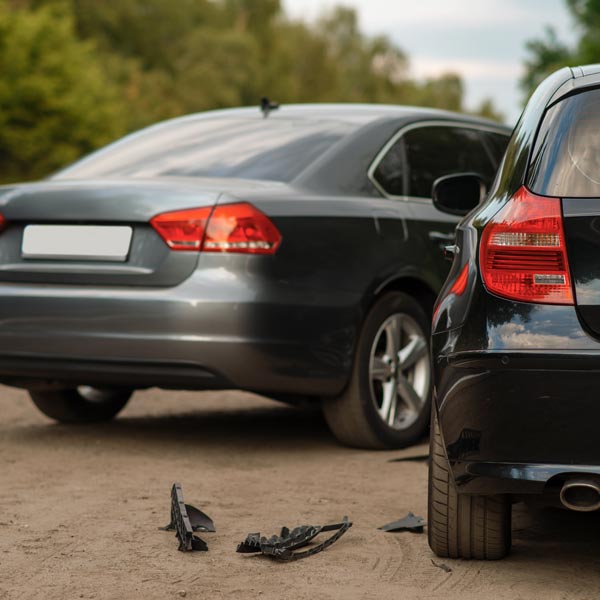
[204,202,281,254]
[150,207,211,251]
[150,202,281,255]
[480,186,573,305]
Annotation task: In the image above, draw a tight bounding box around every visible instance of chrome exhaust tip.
[560,478,600,512]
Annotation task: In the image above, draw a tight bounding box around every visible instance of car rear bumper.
[434,349,600,494]
[0,354,228,390]
[0,269,360,395]
[451,459,600,495]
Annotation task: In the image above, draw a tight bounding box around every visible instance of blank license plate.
[22,225,133,262]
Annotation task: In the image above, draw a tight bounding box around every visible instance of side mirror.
[432,173,486,216]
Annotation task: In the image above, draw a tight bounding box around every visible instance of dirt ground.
[2,387,600,599]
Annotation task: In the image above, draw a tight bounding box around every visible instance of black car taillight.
[150,202,281,254]
[480,186,573,305]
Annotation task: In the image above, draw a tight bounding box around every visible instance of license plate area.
[21,225,133,262]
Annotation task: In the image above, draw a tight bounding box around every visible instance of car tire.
[322,291,432,449]
[29,387,132,424]
[428,410,512,560]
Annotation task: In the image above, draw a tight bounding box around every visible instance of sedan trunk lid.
[0,179,221,286]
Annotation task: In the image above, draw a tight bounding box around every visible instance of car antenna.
[260,97,280,118]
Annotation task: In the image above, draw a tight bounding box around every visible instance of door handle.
[429,231,457,261]
[443,244,458,261]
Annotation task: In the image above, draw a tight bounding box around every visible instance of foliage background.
[522,0,600,98]
[1,0,506,183]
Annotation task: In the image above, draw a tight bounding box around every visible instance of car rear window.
[529,88,600,197]
[56,117,357,183]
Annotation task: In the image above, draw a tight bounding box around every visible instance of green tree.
[316,7,409,102]
[408,74,464,112]
[471,98,505,123]
[0,1,126,182]
[171,28,260,111]
[521,26,572,97]
[568,0,600,62]
[521,0,600,99]
[1,0,504,183]
[57,0,264,124]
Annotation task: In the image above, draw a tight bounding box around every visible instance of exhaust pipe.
[559,478,600,512]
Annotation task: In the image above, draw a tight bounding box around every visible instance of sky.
[283,0,577,124]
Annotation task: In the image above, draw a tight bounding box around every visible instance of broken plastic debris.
[387,454,429,463]
[378,512,425,533]
[161,483,215,552]
[236,516,352,561]
[431,559,452,573]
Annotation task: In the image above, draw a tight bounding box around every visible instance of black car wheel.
[428,411,512,560]
[323,292,432,449]
[29,386,132,423]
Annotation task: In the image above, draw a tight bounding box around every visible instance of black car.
[0,103,509,449]
[428,64,600,559]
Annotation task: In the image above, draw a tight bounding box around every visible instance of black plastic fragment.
[378,512,425,533]
[387,454,429,463]
[431,559,452,573]
[185,503,216,533]
[236,516,352,561]
[161,483,215,552]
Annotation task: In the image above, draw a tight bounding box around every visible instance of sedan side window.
[404,126,498,199]
[373,138,406,196]
[481,131,510,167]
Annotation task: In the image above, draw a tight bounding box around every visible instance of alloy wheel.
[369,313,430,431]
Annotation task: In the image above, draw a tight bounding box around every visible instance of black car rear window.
[56,117,357,183]
[529,88,600,197]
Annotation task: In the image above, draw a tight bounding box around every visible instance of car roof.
[574,64,600,78]
[171,103,509,131]
[549,64,600,105]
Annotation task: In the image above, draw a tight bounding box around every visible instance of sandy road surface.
[2,387,600,599]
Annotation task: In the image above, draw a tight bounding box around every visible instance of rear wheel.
[322,292,432,449]
[428,411,512,560]
[29,386,132,423]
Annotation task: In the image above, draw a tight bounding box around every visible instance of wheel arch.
[329,273,438,399]
[369,275,438,321]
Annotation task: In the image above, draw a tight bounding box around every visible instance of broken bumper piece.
[236,516,352,561]
[161,483,216,552]
[378,512,425,533]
